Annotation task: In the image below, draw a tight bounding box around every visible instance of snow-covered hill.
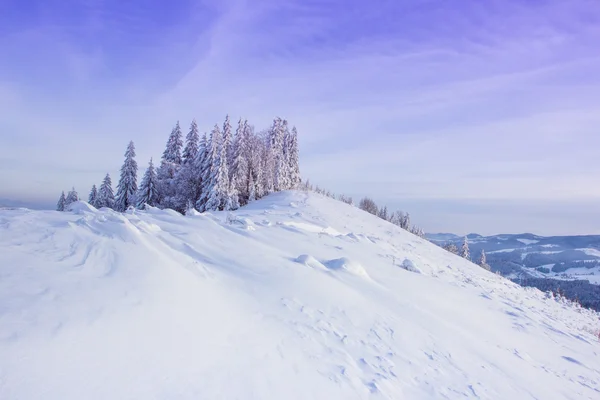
[1,191,599,399]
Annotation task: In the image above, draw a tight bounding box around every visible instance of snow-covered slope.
[1,192,599,399]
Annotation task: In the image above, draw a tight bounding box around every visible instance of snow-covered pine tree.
[248,172,256,202]
[137,158,159,209]
[157,122,183,209]
[115,141,138,212]
[230,118,250,206]
[198,128,219,211]
[279,120,292,190]
[249,129,265,199]
[194,133,210,212]
[444,243,459,255]
[205,124,231,211]
[222,115,234,173]
[56,191,66,211]
[97,173,115,209]
[88,185,98,207]
[65,187,79,208]
[287,126,301,188]
[477,249,491,271]
[173,121,201,213]
[271,118,287,192]
[400,212,411,230]
[378,205,389,221]
[182,119,199,165]
[460,237,470,260]
[262,125,276,194]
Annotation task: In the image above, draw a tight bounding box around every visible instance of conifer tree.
[222,115,234,172]
[400,212,411,230]
[270,118,287,191]
[182,120,199,165]
[205,125,231,211]
[88,185,98,207]
[194,133,210,212]
[287,126,301,188]
[115,141,138,212]
[444,243,459,255]
[137,158,159,208]
[56,191,66,211]
[157,122,184,208]
[174,121,201,212]
[378,206,389,221]
[477,249,491,271]
[198,127,219,211]
[97,173,115,209]
[460,237,470,260]
[230,118,250,205]
[65,187,79,208]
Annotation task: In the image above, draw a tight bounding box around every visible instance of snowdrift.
[1,191,599,399]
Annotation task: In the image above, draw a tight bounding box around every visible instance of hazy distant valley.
[427,232,600,310]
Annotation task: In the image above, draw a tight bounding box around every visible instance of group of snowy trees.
[57,116,301,214]
[56,188,80,211]
[443,238,491,271]
[356,196,425,237]
[299,181,426,238]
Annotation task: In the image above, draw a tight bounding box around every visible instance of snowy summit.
[1,191,599,399]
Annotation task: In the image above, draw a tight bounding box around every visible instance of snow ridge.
[1,191,599,399]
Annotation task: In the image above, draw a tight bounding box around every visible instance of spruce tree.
[57,191,66,211]
[460,237,470,260]
[287,126,301,188]
[88,185,98,207]
[205,125,231,211]
[174,121,201,213]
[230,118,249,205]
[194,133,209,212]
[477,250,491,271]
[65,187,79,208]
[182,119,200,165]
[137,158,159,208]
[222,115,234,172]
[97,173,115,209]
[115,141,138,212]
[198,127,219,211]
[444,243,459,255]
[270,118,286,191]
[157,122,183,209]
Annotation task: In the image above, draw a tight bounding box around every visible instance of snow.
[487,248,517,254]
[1,191,599,399]
[517,239,539,245]
[577,248,600,258]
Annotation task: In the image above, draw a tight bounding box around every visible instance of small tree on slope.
[88,185,98,207]
[56,191,66,211]
[137,158,159,208]
[97,174,115,209]
[444,243,459,255]
[460,237,470,260]
[65,187,79,208]
[115,141,138,212]
[477,249,491,271]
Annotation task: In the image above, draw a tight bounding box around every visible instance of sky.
[1,0,599,235]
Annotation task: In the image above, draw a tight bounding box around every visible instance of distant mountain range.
[426,232,600,285]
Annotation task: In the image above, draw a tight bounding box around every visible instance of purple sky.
[1,0,599,235]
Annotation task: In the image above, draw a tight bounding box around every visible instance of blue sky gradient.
[1,0,599,235]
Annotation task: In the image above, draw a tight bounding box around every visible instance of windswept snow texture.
[1,193,600,399]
